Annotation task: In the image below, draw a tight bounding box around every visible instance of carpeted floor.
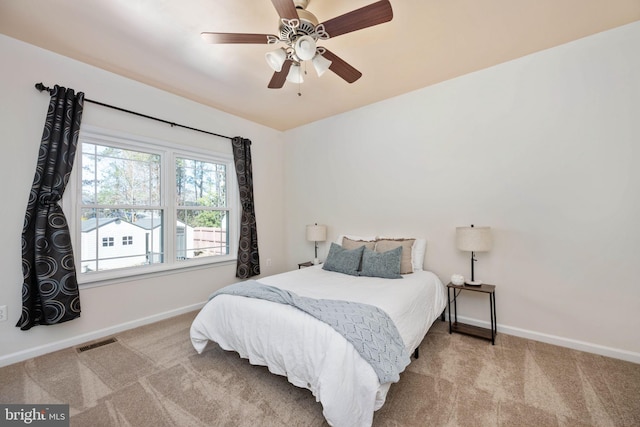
[1,311,639,426]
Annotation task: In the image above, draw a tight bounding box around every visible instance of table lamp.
[456,224,492,285]
[306,223,327,265]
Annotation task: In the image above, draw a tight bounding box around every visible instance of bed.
[190,236,446,427]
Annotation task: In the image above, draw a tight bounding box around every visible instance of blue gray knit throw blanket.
[209,280,411,384]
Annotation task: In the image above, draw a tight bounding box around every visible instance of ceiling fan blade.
[271,0,299,21]
[268,60,294,89]
[321,49,362,83]
[320,0,393,38]
[201,32,272,44]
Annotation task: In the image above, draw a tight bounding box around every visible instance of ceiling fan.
[201,0,393,89]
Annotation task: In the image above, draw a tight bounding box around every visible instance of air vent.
[76,337,118,353]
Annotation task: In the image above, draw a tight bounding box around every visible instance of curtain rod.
[35,83,233,141]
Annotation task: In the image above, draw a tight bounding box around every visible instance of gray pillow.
[322,243,364,276]
[341,237,375,270]
[359,247,403,279]
[375,239,415,274]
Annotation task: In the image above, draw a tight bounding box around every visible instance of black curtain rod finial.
[35,82,51,93]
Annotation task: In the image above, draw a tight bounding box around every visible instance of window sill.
[78,257,237,289]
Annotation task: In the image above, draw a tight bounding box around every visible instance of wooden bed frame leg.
[440,309,446,322]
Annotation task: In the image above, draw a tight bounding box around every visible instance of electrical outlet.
[266,258,272,267]
[0,305,7,322]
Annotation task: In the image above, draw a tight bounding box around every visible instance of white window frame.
[64,126,239,286]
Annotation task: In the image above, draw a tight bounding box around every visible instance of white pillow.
[378,236,427,271]
[412,238,427,271]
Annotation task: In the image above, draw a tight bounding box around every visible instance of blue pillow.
[322,243,364,276]
[359,246,403,279]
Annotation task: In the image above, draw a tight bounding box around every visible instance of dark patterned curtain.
[231,137,260,278]
[17,85,84,330]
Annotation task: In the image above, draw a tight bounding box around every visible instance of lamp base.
[464,280,483,286]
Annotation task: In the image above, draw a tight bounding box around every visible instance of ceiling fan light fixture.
[312,54,332,77]
[265,48,287,72]
[294,35,317,61]
[286,63,304,84]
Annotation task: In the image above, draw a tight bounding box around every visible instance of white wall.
[0,35,286,366]
[3,21,639,366]
[283,22,640,361]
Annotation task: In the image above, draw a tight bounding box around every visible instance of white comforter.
[190,265,446,427]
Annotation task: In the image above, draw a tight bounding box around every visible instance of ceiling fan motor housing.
[293,0,310,10]
[279,9,319,42]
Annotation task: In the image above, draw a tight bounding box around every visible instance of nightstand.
[298,261,315,269]
[447,282,497,345]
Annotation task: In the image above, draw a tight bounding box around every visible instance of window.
[176,157,229,260]
[69,127,238,282]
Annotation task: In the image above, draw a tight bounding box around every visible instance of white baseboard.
[4,306,638,368]
[0,302,206,368]
[449,314,640,364]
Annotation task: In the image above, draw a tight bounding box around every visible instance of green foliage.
[195,210,224,227]
[179,195,225,228]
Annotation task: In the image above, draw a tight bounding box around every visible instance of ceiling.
[1,0,638,131]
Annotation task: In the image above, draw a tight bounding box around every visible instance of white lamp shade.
[265,48,287,72]
[294,35,316,61]
[312,54,332,77]
[456,226,492,252]
[286,63,304,83]
[306,224,327,242]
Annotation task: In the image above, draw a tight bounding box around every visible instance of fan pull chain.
[298,62,307,96]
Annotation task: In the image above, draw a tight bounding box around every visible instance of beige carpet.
[1,311,638,426]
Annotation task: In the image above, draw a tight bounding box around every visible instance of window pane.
[176,209,229,260]
[176,158,226,207]
[80,208,164,272]
[82,145,97,204]
[82,143,161,206]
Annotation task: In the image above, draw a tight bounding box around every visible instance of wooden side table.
[298,261,315,269]
[447,282,497,345]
